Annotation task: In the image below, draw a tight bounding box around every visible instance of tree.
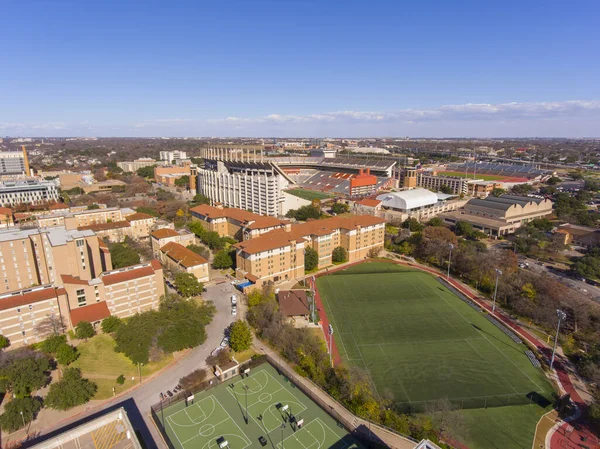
[187,244,211,260]
[108,242,140,268]
[0,397,43,432]
[116,374,125,385]
[56,344,78,365]
[75,321,95,339]
[305,247,318,271]
[179,369,207,390]
[332,246,347,263]
[174,175,190,187]
[202,231,225,250]
[136,165,156,178]
[511,184,534,195]
[0,335,9,350]
[188,220,206,238]
[286,205,321,221]
[402,218,425,232]
[546,176,561,185]
[101,316,123,334]
[175,273,204,297]
[331,203,349,214]
[45,368,97,411]
[229,321,253,352]
[40,334,67,354]
[213,250,233,269]
[491,187,506,197]
[439,185,453,194]
[190,194,211,206]
[427,217,444,227]
[424,397,468,440]
[87,203,100,210]
[0,355,50,397]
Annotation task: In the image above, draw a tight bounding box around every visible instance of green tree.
[40,334,67,354]
[187,244,210,260]
[45,368,97,411]
[0,335,10,350]
[286,205,321,221]
[0,355,50,397]
[402,217,424,232]
[546,176,561,185]
[213,250,233,269]
[175,272,204,297]
[188,220,206,238]
[305,247,318,271]
[108,242,140,268]
[87,203,100,210]
[229,320,253,352]
[136,206,159,217]
[439,185,453,194]
[114,312,160,364]
[75,321,95,339]
[202,231,225,250]
[331,203,349,214]
[136,165,156,178]
[491,187,506,197]
[190,194,211,206]
[0,397,43,432]
[332,246,347,263]
[455,221,475,238]
[174,175,190,187]
[56,344,79,365]
[101,316,123,334]
[116,374,125,385]
[427,217,444,227]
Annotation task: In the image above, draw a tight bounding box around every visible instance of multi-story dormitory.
[0,226,164,348]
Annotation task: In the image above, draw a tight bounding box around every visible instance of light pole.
[328,324,334,367]
[551,309,567,369]
[280,423,286,449]
[447,244,454,280]
[19,411,25,431]
[243,385,249,424]
[492,269,502,314]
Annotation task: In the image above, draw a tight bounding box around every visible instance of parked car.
[220,337,229,348]
[231,295,237,305]
[166,390,173,397]
[232,305,237,316]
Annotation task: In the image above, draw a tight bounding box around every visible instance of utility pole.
[447,244,454,281]
[492,269,502,314]
[551,309,567,369]
[328,324,334,367]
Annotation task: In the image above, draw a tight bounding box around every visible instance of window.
[28,304,32,310]
[76,239,85,247]
[76,289,86,307]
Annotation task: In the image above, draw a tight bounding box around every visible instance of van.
[231,295,237,305]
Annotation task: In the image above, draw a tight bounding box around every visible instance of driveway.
[21,283,239,449]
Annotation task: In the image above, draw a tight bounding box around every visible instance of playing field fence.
[150,355,417,449]
[394,390,552,414]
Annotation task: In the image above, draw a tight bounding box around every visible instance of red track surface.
[311,259,599,449]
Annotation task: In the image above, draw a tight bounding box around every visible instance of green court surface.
[317,262,554,412]
[156,363,363,449]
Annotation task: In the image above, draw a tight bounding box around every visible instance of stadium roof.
[376,188,438,211]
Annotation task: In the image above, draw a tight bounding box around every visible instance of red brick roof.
[49,203,69,211]
[101,264,157,286]
[160,242,208,268]
[70,302,111,326]
[190,204,285,230]
[277,290,309,317]
[0,286,66,311]
[150,228,180,239]
[78,220,131,232]
[0,207,12,216]
[357,198,381,207]
[126,212,155,222]
[61,274,89,285]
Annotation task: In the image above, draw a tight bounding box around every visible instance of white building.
[0,147,30,176]
[376,188,439,213]
[117,158,157,172]
[0,179,59,206]
[196,160,290,217]
[159,150,187,164]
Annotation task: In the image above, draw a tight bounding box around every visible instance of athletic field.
[155,363,363,449]
[438,170,527,182]
[316,262,553,412]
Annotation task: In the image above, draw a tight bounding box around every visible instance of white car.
[231,305,237,315]
[220,337,229,348]
[231,295,237,305]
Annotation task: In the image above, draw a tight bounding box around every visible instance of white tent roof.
[376,188,438,210]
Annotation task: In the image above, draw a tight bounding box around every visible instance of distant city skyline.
[2,0,599,137]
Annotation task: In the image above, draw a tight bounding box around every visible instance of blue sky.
[1,0,599,137]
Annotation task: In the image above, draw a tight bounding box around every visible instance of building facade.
[160,150,187,164]
[150,228,195,256]
[417,173,470,195]
[159,242,210,282]
[196,160,290,217]
[0,147,30,176]
[0,179,59,207]
[117,158,157,172]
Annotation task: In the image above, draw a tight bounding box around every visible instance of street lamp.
[19,411,25,431]
[447,244,454,281]
[550,309,567,369]
[243,385,250,424]
[328,324,334,368]
[492,269,502,314]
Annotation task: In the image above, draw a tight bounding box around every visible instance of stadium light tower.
[492,269,502,314]
[551,309,567,369]
[447,244,454,280]
[328,324,334,367]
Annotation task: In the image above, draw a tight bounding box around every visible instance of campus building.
[349,168,378,196]
[233,214,385,286]
[417,173,470,195]
[160,150,187,164]
[117,157,157,172]
[190,203,288,241]
[441,195,553,236]
[0,179,59,207]
[0,146,30,176]
[159,241,210,282]
[37,206,132,229]
[196,160,290,217]
[150,228,195,256]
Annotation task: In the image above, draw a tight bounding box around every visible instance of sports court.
[155,363,363,449]
[316,262,554,412]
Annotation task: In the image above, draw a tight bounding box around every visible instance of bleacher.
[447,162,551,178]
[525,349,542,368]
[484,314,523,345]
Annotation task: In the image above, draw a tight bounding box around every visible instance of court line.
[463,338,519,395]
[229,369,269,394]
[378,344,412,403]
[168,396,215,424]
[316,418,352,449]
[179,417,229,443]
[319,277,352,360]
[277,420,320,449]
[227,370,286,410]
[212,396,252,449]
[165,416,186,449]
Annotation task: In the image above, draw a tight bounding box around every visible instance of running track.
[309,259,599,449]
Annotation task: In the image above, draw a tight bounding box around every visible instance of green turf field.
[317,262,553,410]
[156,363,363,449]
[285,189,333,201]
[438,171,508,181]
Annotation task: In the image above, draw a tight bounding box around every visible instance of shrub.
[75,321,95,340]
[116,374,125,385]
[332,246,347,263]
[229,321,253,352]
[101,316,123,334]
[305,247,318,271]
[56,344,78,365]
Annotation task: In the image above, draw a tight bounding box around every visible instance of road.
[24,282,239,449]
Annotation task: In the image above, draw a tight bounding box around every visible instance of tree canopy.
[101,316,123,333]
[332,246,347,263]
[229,320,253,352]
[305,247,318,271]
[175,273,204,297]
[108,242,141,268]
[45,368,97,411]
[286,205,321,221]
[0,354,50,397]
[213,250,233,269]
[136,165,156,178]
[0,396,43,432]
[331,203,349,214]
[75,321,95,339]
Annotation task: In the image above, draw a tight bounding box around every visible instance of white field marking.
[212,396,252,448]
[165,416,186,449]
[356,336,487,346]
[276,420,321,449]
[316,418,352,449]
[432,287,545,392]
[167,396,215,425]
[226,370,286,410]
[200,433,251,449]
[378,344,412,403]
[229,369,269,394]
[259,399,308,433]
[319,277,351,360]
[463,338,520,395]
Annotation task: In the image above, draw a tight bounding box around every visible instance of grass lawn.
[232,348,257,363]
[439,170,508,181]
[316,261,555,449]
[72,334,174,378]
[91,377,139,400]
[285,188,333,201]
